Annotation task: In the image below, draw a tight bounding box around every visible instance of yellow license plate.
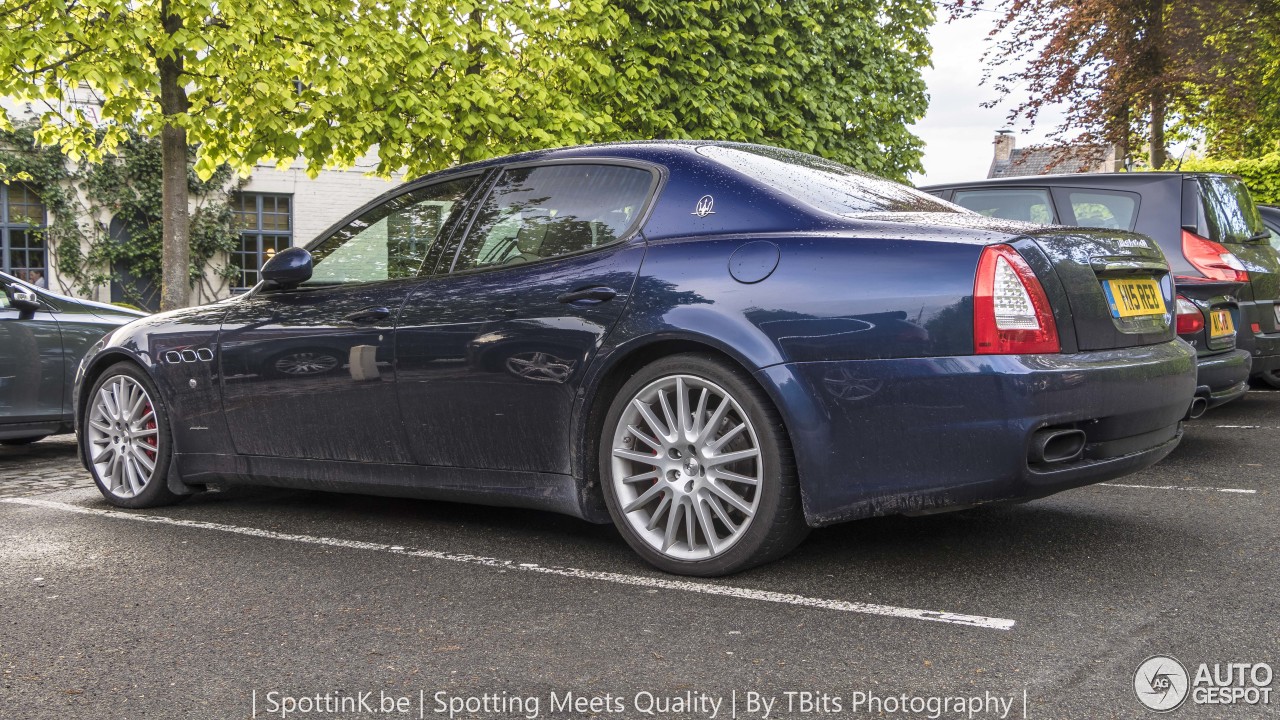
[1210,308,1235,338]
[1104,278,1166,318]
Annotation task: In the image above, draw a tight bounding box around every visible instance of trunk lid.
[1014,227,1175,351]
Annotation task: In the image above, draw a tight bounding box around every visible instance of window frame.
[0,183,49,280]
[232,192,294,291]
[288,171,487,291]
[435,158,665,278]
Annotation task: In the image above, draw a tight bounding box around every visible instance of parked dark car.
[1,271,146,444]
[923,173,1270,397]
[1259,204,1280,250]
[74,142,1196,575]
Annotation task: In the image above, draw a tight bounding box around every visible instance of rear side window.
[1064,190,1138,230]
[452,164,653,272]
[952,188,1055,224]
[1197,176,1267,244]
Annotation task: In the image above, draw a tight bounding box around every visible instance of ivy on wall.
[0,122,242,308]
[0,123,86,294]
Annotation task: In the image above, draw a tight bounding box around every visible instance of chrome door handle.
[557,287,617,304]
[344,307,391,323]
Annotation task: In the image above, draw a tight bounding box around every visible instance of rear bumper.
[757,340,1197,527]
[1195,348,1252,408]
[1237,322,1280,380]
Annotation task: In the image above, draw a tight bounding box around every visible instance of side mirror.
[260,247,313,290]
[6,284,40,312]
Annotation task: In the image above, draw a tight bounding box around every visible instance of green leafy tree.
[0,0,624,309]
[945,0,1280,169]
[593,1,934,180]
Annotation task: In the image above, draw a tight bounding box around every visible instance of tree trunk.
[157,0,191,311]
[1146,0,1168,169]
[1150,93,1167,169]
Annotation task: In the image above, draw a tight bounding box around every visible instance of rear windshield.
[697,144,961,215]
[1197,176,1267,244]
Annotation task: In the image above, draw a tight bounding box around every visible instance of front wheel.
[82,362,183,508]
[599,354,808,576]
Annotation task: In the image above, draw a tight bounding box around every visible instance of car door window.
[451,164,653,272]
[1064,190,1138,230]
[305,175,478,286]
[952,188,1055,224]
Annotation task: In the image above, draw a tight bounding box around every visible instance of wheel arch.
[75,348,158,448]
[573,333,810,524]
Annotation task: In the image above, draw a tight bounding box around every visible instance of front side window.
[233,193,293,289]
[1,184,48,287]
[306,175,477,286]
[1065,189,1138,230]
[952,188,1055,224]
[451,164,653,273]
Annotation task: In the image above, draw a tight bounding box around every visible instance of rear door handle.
[557,286,617,304]
[344,306,392,323]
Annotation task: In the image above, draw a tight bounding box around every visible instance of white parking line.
[1100,483,1258,494]
[0,497,1016,631]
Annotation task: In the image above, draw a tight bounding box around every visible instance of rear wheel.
[599,354,807,576]
[82,363,183,508]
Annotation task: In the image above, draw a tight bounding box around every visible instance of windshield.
[697,144,963,215]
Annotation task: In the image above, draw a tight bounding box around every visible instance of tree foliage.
[0,0,627,308]
[1,0,937,307]
[945,0,1280,168]
[594,0,934,181]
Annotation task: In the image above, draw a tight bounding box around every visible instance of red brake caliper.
[143,403,158,461]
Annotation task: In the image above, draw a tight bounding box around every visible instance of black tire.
[1257,370,1280,389]
[598,353,808,576]
[81,362,184,508]
[1,435,47,446]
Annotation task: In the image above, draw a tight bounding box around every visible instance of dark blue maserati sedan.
[73,142,1197,575]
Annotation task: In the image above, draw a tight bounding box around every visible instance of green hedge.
[1178,153,1280,205]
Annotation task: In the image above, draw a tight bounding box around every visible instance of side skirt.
[175,453,610,523]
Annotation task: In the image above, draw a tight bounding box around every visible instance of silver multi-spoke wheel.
[610,374,763,561]
[86,375,160,499]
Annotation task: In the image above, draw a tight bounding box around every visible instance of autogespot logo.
[1135,655,1190,712]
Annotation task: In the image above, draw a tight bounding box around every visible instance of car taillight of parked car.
[973,244,1061,354]
[1182,230,1248,282]
[1174,295,1205,335]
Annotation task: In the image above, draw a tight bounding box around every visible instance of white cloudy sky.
[909,10,1067,186]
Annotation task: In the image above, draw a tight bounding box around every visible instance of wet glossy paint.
[75,142,1198,526]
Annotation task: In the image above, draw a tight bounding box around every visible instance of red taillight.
[1174,295,1204,335]
[1182,230,1248,282]
[973,244,1061,354]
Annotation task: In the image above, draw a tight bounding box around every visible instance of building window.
[232,193,293,289]
[1,184,48,287]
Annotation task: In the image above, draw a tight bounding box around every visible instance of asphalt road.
[1,392,1277,720]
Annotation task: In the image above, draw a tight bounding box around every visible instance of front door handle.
[344,306,392,323]
[557,286,617,304]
